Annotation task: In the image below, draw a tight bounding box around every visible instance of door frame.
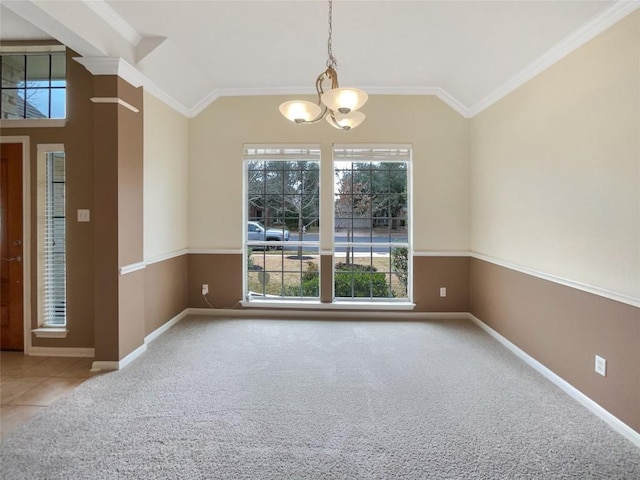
[1,136,32,354]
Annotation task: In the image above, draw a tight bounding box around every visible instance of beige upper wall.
[470,11,639,300]
[143,92,189,259]
[188,94,470,252]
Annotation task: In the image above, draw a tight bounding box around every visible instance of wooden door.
[1,143,24,351]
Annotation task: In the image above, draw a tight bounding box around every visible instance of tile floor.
[0,352,99,439]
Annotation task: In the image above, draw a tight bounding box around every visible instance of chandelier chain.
[326,0,337,69]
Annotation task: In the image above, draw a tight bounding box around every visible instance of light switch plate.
[77,209,90,222]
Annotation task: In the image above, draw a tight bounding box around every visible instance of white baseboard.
[144,309,190,344]
[468,313,640,448]
[91,309,190,372]
[187,307,469,321]
[90,361,120,372]
[91,343,147,372]
[29,347,95,357]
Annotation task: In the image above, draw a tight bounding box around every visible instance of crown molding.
[73,56,145,87]
[74,55,190,116]
[468,0,640,116]
[188,85,471,119]
[141,79,191,117]
[74,1,640,120]
[188,86,319,118]
[362,87,471,118]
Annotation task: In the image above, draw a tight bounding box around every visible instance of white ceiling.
[1,1,638,117]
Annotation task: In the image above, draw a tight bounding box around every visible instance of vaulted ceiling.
[1,1,637,117]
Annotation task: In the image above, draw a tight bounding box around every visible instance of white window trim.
[0,47,67,122]
[243,145,322,301]
[36,143,67,334]
[332,144,413,303]
[240,299,416,310]
[31,327,68,338]
[241,143,413,308]
[0,119,66,129]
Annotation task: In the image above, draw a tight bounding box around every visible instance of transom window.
[1,47,66,120]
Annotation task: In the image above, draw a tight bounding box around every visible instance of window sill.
[0,119,66,129]
[240,300,416,311]
[31,327,68,338]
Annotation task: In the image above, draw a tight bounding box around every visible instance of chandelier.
[279,0,368,131]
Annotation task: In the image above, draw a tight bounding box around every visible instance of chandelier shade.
[327,110,365,130]
[279,101,323,124]
[278,0,367,131]
[321,88,368,115]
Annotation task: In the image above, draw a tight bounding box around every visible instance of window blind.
[43,152,66,325]
[333,144,412,162]
[243,145,321,161]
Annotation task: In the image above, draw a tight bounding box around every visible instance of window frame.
[0,45,67,122]
[332,144,412,304]
[240,143,414,310]
[35,143,67,332]
[243,145,322,302]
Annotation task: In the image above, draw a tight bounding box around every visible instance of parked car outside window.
[247,221,290,248]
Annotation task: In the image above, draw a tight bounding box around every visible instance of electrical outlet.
[201,284,209,296]
[595,355,606,376]
[439,287,447,297]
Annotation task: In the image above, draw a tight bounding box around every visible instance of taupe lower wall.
[118,269,145,360]
[469,258,640,433]
[144,255,188,336]
[187,253,469,312]
[414,256,469,312]
[188,254,244,308]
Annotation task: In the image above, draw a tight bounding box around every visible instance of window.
[37,145,66,327]
[333,145,411,301]
[1,47,66,120]
[244,146,320,300]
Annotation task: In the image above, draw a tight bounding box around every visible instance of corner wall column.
[78,57,145,363]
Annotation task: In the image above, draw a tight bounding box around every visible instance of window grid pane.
[0,51,66,120]
[245,155,320,300]
[334,157,410,300]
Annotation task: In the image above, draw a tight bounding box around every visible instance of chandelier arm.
[294,70,333,124]
[316,71,328,99]
[326,113,350,131]
[325,66,339,90]
[303,105,329,124]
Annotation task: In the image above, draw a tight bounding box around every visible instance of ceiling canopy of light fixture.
[278,0,368,131]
